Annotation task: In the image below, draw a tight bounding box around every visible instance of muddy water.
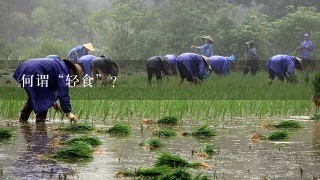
[0,118,319,180]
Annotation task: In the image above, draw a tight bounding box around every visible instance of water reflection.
[12,122,75,180]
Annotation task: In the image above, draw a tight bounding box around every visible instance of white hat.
[201,35,214,42]
[83,43,95,51]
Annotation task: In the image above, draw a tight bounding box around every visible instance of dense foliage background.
[0,0,320,62]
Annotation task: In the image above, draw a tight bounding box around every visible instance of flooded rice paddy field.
[0,117,319,180]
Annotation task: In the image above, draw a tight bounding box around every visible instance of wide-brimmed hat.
[201,35,214,43]
[62,59,82,85]
[83,43,95,51]
[294,57,303,70]
[303,34,309,37]
[201,55,212,70]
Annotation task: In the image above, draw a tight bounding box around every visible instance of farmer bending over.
[209,55,235,76]
[90,56,119,87]
[267,55,302,85]
[13,58,79,123]
[146,56,170,85]
[177,53,210,87]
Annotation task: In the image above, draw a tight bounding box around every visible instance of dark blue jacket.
[13,58,72,114]
[267,55,295,78]
[177,53,205,78]
[78,55,97,77]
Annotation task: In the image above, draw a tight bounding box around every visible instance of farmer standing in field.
[67,43,95,63]
[191,35,214,57]
[13,58,79,123]
[297,33,314,70]
[209,55,235,76]
[243,40,259,76]
[266,55,302,85]
[90,55,119,87]
[146,56,171,85]
[177,53,210,87]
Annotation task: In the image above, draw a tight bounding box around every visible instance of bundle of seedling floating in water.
[192,144,216,159]
[0,128,14,140]
[180,125,216,137]
[116,153,210,179]
[139,138,164,150]
[251,120,303,141]
[52,135,102,161]
[142,116,179,126]
[53,123,104,161]
[105,124,130,135]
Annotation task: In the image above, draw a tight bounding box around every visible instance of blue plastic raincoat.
[266,55,296,78]
[13,58,72,114]
[77,55,97,77]
[177,53,206,79]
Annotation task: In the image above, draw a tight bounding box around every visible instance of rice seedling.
[0,128,13,140]
[116,166,171,178]
[193,172,211,180]
[59,124,95,132]
[268,130,289,141]
[158,168,192,180]
[139,138,164,150]
[106,124,130,135]
[310,114,320,120]
[157,116,179,126]
[66,136,101,147]
[191,125,216,137]
[54,141,93,160]
[154,153,206,168]
[192,144,216,158]
[273,120,303,128]
[152,129,177,138]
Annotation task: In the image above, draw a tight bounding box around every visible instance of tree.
[272,7,320,58]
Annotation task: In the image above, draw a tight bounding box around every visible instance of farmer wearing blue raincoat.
[191,35,214,57]
[177,53,210,86]
[297,34,314,69]
[67,43,94,63]
[13,58,80,122]
[209,55,235,76]
[77,55,97,77]
[266,55,302,85]
[164,54,178,75]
